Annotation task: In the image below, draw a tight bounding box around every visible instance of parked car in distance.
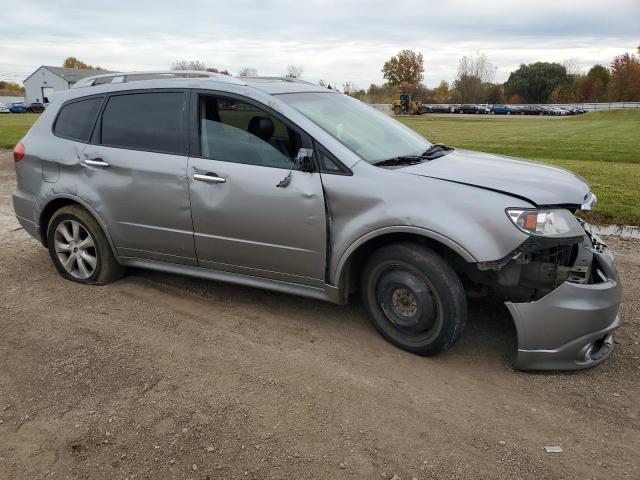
[426,104,455,114]
[12,71,620,372]
[489,104,513,115]
[0,103,10,113]
[562,106,586,115]
[521,105,545,115]
[26,101,45,113]
[458,104,486,114]
[539,106,558,116]
[9,102,28,113]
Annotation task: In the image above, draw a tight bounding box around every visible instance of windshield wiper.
[421,143,454,157]
[373,144,454,167]
[373,155,425,167]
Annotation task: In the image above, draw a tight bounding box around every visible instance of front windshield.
[279,92,432,164]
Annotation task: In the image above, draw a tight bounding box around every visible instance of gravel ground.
[0,150,638,479]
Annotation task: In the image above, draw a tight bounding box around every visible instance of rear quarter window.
[53,96,103,142]
[100,92,186,154]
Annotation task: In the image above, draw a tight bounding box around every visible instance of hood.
[401,148,590,206]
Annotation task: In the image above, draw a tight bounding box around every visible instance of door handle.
[194,173,226,184]
[82,158,110,168]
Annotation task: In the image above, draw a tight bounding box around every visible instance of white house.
[23,66,113,103]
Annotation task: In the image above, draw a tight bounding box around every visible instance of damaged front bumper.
[506,238,621,371]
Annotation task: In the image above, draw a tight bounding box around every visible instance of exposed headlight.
[506,208,585,237]
[581,192,597,211]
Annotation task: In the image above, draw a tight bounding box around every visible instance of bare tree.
[342,81,355,94]
[238,67,258,77]
[171,60,208,71]
[318,79,327,87]
[171,60,231,75]
[285,65,304,78]
[452,53,495,103]
[562,58,582,75]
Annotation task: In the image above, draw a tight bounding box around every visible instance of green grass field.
[1,110,638,224]
[399,110,640,225]
[0,113,41,149]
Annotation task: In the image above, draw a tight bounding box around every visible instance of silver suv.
[12,71,621,370]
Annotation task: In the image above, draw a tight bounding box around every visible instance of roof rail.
[246,76,316,85]
[72,70,247,89]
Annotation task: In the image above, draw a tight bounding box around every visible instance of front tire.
[47,205,125,285]
[361,243,466,356]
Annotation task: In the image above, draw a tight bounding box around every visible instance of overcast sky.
[1,0,638,88]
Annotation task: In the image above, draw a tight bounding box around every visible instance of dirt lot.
[0,150,638,480]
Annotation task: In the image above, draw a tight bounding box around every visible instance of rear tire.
[361,243,467,356]
[393,106,402,115]
[47,205,125,285]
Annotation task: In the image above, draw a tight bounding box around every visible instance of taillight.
[13,142,25,163]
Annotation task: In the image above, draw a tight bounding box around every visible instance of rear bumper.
[505,248,622,371]
[12,190,40,240]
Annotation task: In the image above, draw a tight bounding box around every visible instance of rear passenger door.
[78,90,196,265]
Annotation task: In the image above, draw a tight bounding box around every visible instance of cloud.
[1,0,638,87]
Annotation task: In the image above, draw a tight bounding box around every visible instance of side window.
[53,97,103,142]
[199,96,301,169]
[101,92,186,154]
[319,152,345,174]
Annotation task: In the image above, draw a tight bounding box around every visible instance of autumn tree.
[0,81,23,92]
[607,53,640,101]
[586,65,610,101]
[238,67,258,77]
[0,81,25,95]
[505,62,569,103]
[434,81,449,104]
[382,50,424,87]
[285,65,303,78]
[63,57,100,69]
[485,83,505,104]
[573,65,611,102]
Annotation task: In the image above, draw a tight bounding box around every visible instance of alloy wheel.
[54,220,97,279]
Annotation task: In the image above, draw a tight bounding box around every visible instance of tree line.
[53,48,640,104]
[0,81,25,96]
[347,46,640,104]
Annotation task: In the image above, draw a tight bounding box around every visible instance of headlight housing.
[506,208,585,237]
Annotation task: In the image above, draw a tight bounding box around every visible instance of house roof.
[24,66,115,84]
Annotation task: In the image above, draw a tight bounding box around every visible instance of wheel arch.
[38,194,118,256]
[332,226,476,299]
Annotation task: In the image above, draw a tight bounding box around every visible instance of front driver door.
[187,92,327,287]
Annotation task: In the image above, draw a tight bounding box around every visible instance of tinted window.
[101,92,186,154]
[54,97,103,142]
[199,95,301,169]
[319,151,345,174]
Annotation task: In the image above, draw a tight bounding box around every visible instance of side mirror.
[295,148,315,173]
